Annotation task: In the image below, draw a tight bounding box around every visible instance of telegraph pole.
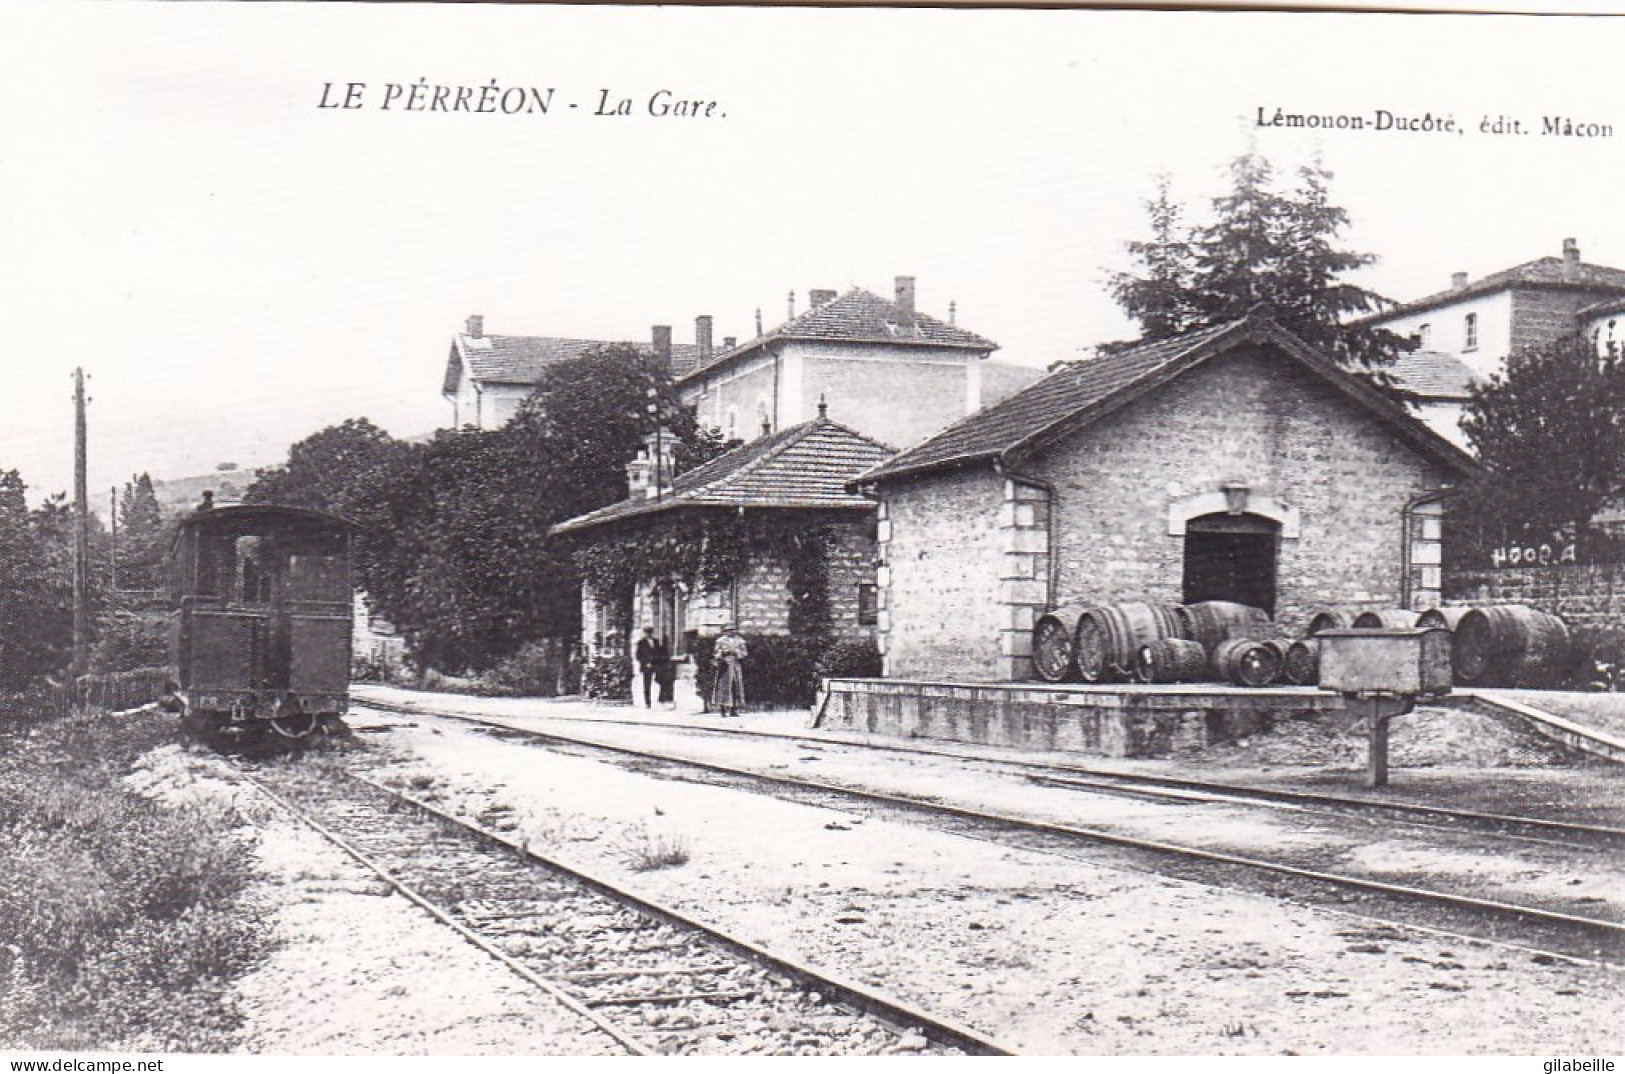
[109,486,118,593]
[71,368,89,680]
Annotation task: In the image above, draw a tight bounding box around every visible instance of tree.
[1459,331,1625,541]
[0,471,79,690]
[349,345,733,674]
[1109,153,1409,371]
[114,472,166,591]
[245,417,407,518]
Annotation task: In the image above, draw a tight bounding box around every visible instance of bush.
[0,710,267,1050]
[1568,625,1625,691]
[479,639,578,697]
[815,637,883,684]
[584,653,633,702]
[90,610,170,674]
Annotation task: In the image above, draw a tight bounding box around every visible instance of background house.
[676,277,1041,450]
[854,310,1477,682]
[441,315,702,430]
[1370,239,1625,444]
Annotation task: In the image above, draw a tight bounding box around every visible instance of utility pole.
[109,486,118,594]
[71,368,89,681]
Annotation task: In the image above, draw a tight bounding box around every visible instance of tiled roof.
[677,288,997,384]
[1386,349,1478,401]
[854,312,1477,486]
[1372,256,1625,323]
[551,414,894,536]
[443,334,703,395]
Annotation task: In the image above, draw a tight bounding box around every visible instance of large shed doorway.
[1182,512,1279,615]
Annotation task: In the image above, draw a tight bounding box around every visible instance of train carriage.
[166,504,355,740]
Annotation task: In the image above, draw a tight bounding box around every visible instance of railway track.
[357,696,1625,851]
[353,699,1625,967]
[232,756,1017,1057]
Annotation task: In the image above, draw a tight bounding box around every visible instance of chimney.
[895,275,916,317]
[723,335,737,350]
[651,325,672,373]
[810,288,837,307]
[787,291,796,320]
[949,300,957,326]
[1564,237,1581,263]
[627,429,676,500]
[695,315,713,363]
[1451,272,1469,291]
[626,445,654,499]
[465,314,484,338]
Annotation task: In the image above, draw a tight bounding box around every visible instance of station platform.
[350,682,1625,831]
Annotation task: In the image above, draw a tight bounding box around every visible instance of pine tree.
[1109,153,1409,370]
[1108,175,1195,341]
[115,472,166,591]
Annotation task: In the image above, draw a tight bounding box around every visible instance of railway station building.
[551,407,892,662]
[851,308,1480,683]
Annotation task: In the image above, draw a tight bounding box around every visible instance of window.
[1415,322,1431,348]
[1464,313,1479,351]
[725,406,738,440]
[857,583,879,626]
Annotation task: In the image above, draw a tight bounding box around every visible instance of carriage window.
[286,553,348,601]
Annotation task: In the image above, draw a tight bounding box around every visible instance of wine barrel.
[1212,637,1283,687]
[1416,607,1471,633]
[1452,605,1572,687]
[1185,601,1272,655]
[1074,601,1189,682]
[1133,638,1208,684]
[1351,609,1421,630]
[1306,606,1362,635]
[1032,605,1088,683]
[1283,638,1320,685]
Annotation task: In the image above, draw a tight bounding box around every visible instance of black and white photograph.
[1,0,1622,1062]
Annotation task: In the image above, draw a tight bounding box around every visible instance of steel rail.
[344,771,1018,1057]
[355,695,1625,849]
[355,700,1625,965]
[234,757,1019,1056]
[232,766,654,1056]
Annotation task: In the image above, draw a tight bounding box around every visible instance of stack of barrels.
[1033,598,1573,691]
[1032,600,1278,686]
[1424,604,1571,687]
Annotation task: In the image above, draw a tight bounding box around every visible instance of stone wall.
[877,466,1005,680]
[815,678,1341,758]
[1509,287,1622,356]
[1444,561,1625,632]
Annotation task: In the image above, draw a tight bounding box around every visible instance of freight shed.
[851,309,1479,683]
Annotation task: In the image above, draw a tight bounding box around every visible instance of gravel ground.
[348,708,1625,1055]
[128,744,627,1056]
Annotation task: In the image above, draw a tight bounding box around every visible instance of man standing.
[635,626,661,708]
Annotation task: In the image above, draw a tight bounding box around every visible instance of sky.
[3,3,1623,504]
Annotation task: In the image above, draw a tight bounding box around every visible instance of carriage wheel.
[1032,617,1076,683]
[269,711,320,740]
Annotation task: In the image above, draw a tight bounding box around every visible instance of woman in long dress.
[710,626,748,717]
